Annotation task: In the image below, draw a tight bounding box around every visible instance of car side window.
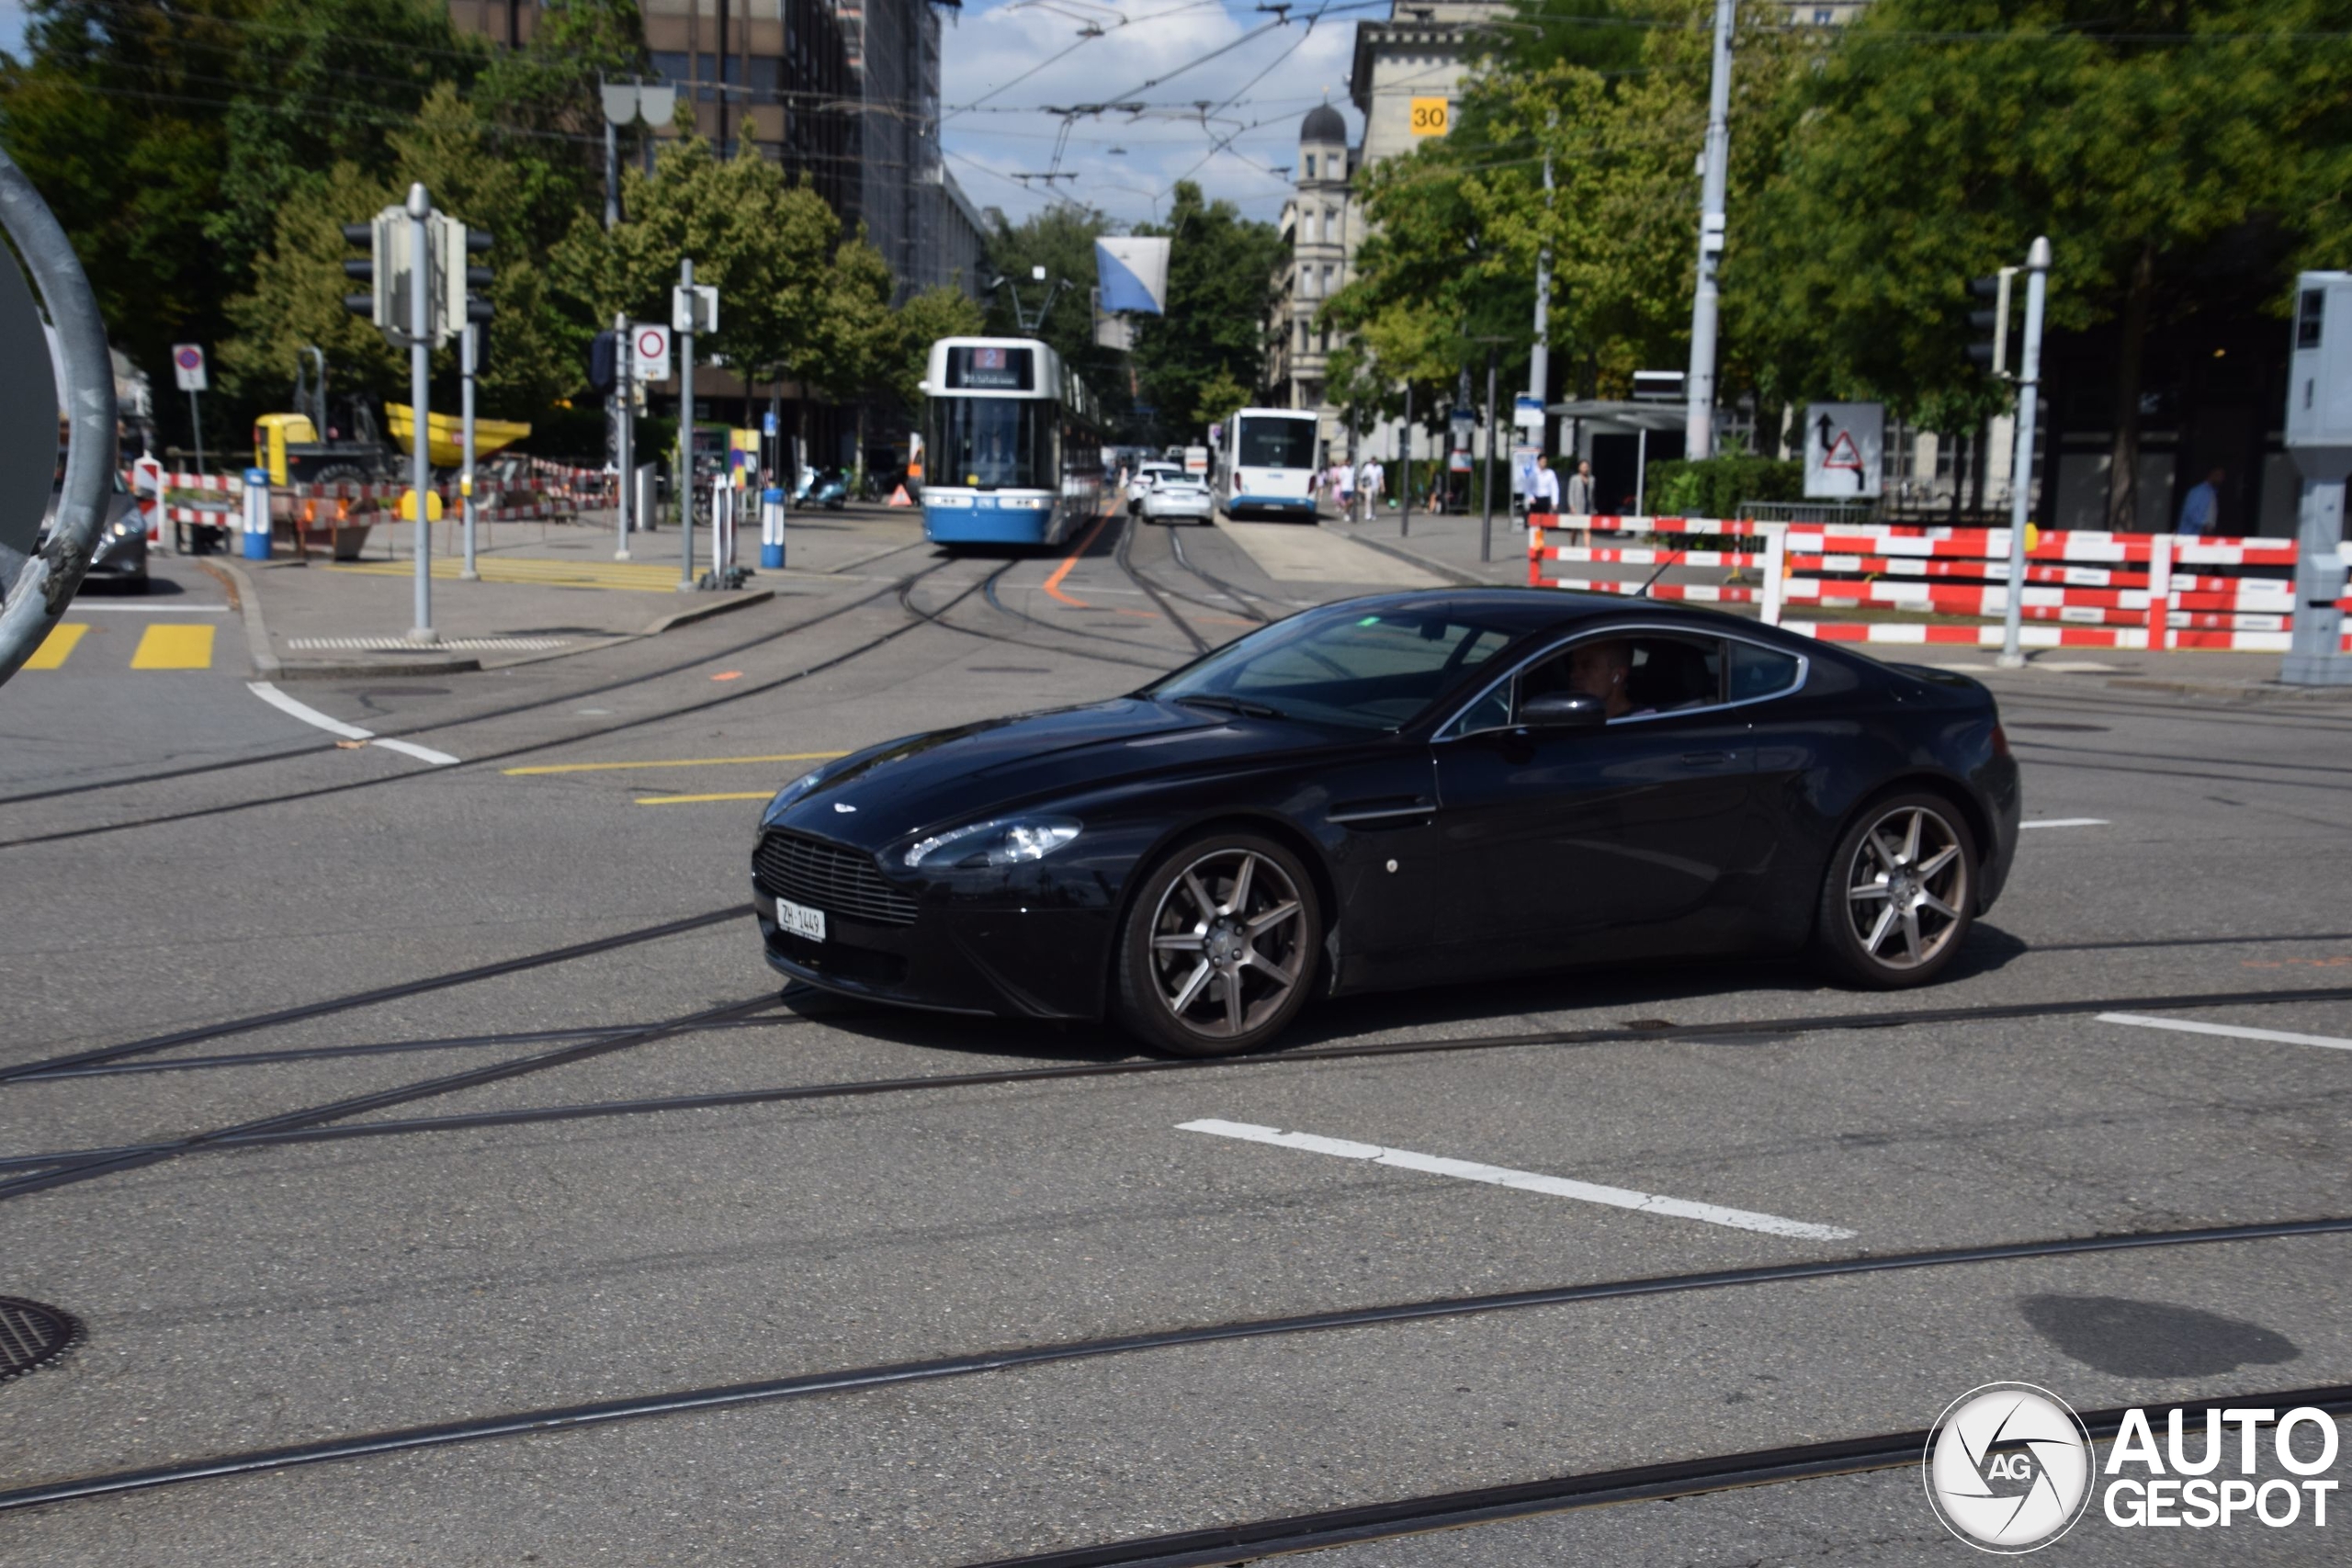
[1514,634,1725,724]
[1727,640,1804,702]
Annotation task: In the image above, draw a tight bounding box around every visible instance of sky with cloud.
[938,0,1367,231]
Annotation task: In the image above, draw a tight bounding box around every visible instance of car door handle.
[1678,750,1741,768]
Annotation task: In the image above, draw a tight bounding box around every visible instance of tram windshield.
[931,397,1057,490]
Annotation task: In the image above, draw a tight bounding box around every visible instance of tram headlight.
[903,816,1081,869]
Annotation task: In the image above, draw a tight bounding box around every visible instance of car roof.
[1317,587,1834,648]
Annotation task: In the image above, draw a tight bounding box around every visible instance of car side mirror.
[1519,692,1608,729]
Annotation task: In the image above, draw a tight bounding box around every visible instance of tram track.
[959,1379,2352,1567]
[4,1214,2347,1515]
[0,539,950,811]
[0,558,995,851]
[8,979,2348,1182]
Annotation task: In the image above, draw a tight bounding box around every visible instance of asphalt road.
[2,512,2349,1564]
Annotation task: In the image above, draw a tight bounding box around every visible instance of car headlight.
[758,766,830,827]
[903,816,1080,869]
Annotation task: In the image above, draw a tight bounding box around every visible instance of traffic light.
[433,216,494,344]
[341,208,413,336]
[1968,267,2018,378]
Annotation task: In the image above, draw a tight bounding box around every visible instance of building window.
[1813,6,1832,20]
[1321,263,1335,293]
[1299,266,1317,299]
[1305,153,1317,179]
[1324,206,1338,242]
[1299,321,1310,354]
[1319,325,1329,353]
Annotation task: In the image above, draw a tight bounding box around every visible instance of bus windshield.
[1236,416,1317,470]
[931,397,1054,490]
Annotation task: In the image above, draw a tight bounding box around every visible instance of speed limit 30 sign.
[1409,97,1450,137]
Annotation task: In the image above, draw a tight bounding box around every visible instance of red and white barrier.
[1528,512,2334,655]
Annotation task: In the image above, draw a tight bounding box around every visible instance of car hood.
[768,697,1323,852]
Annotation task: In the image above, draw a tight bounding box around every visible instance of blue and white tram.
[919,337,1108,547]
[1211,406,1321,522]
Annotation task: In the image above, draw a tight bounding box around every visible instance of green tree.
[887,286,988,409]
[1129,181,1283,442]
[219,85,581,420]
[1736,0,2352,529]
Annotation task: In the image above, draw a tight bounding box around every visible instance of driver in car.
[1566,639,1640,720]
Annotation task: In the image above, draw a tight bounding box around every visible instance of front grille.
[755,831,918,926]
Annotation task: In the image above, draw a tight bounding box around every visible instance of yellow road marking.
[24,623,88,669]
[503,750,846,776]
[634,792,775,806]
[130,623,215,670]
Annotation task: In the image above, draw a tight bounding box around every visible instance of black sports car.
[751,591,2020,1055]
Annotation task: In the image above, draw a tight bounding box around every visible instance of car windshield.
[1148,608,1516,730]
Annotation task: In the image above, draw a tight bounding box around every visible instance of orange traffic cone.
[887,484,912,507]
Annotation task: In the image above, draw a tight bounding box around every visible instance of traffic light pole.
[1996,236,2051,670]
[677,256,696,593]
[615,310,633,561]
[1683,0,1735,461]
[459,321,480,582]
[406,182,435,643]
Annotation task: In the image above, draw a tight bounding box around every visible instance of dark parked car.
[36,470,146,591]
[750,591,2020,1055]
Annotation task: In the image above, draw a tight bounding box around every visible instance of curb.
[1318,523,1491,588]
[194,557,279,679]
[643,588,775,636]
[276,655,484,681]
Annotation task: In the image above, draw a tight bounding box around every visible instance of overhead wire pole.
[677,256,696,593]
[1996,237,2052,670]
[1683,0,1735,460]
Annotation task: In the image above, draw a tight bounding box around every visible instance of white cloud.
[940,0,1361,230]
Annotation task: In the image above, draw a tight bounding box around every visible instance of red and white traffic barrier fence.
[1528,512,2334,654]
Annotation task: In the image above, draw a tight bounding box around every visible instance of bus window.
[1236,417,1317,469]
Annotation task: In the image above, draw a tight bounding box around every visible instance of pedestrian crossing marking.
[327,558,696,594]
[25,623,88,670]
[129,623,215,670]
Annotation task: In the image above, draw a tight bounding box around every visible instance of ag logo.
[1924,1382,2093,1552]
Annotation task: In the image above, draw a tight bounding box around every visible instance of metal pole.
[615,310,633,560]
[406,182,435,643]
[1399,383,1413,539]
[677,256,696,592]
[1480,345,1498,562]
[1531,140,1552,446]
[1635,426,1648,516]
[604,111,621,231]
[188,388,205,474]
[1996,236,2051,670]
[1684,0,1735,460]
[459,321,480,581]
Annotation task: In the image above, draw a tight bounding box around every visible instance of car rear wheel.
[1113,832,1321,1056]
[1815,792,1977,987]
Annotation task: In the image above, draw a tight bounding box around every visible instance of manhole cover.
[0,1296,83,1382]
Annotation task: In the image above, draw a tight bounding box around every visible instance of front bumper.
[751,880,1116,1020]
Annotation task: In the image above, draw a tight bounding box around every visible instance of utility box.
[2281,272,2352,685]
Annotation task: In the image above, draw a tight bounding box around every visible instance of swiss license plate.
[775,897,827,942]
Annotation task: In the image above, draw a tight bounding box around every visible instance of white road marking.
[369,737,462,766]
[2019,818,2109,829]
[1177,1119,1854,1241]
[2098,1013,2352,1054]
[244,681,462,766]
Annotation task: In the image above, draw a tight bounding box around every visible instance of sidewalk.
[1322,503,1530,586]
[195,507,927,679]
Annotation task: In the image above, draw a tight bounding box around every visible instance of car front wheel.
[1815,793,1977,987]
[1113,832,1321,1056]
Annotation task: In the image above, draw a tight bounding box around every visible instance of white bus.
[1211,407,1320,522]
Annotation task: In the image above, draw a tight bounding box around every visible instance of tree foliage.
[888,286,987,409]
[980,203,1132,428]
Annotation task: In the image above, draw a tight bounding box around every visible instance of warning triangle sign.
[1822,430,1864,473]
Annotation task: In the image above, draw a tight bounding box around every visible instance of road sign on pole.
[631,323,671,383]
[1804,403,1884,499]
[171,344,207,392]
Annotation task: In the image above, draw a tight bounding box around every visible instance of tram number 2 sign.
[1409,97,1450,137]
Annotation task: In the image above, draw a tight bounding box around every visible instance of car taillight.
[1991,722,2010,759]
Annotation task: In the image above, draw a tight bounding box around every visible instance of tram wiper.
[1171,694,1285,720]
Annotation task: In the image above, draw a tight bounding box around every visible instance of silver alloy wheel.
[1147,847,1308,1041]
[1843,804,1969,970]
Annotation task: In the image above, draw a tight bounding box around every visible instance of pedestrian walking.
[1564,459,1595,516]
[1333,460,1354,519]
[2177,467,2223,537]
[1530,454,1563,517]
[1356,457,1385,523]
